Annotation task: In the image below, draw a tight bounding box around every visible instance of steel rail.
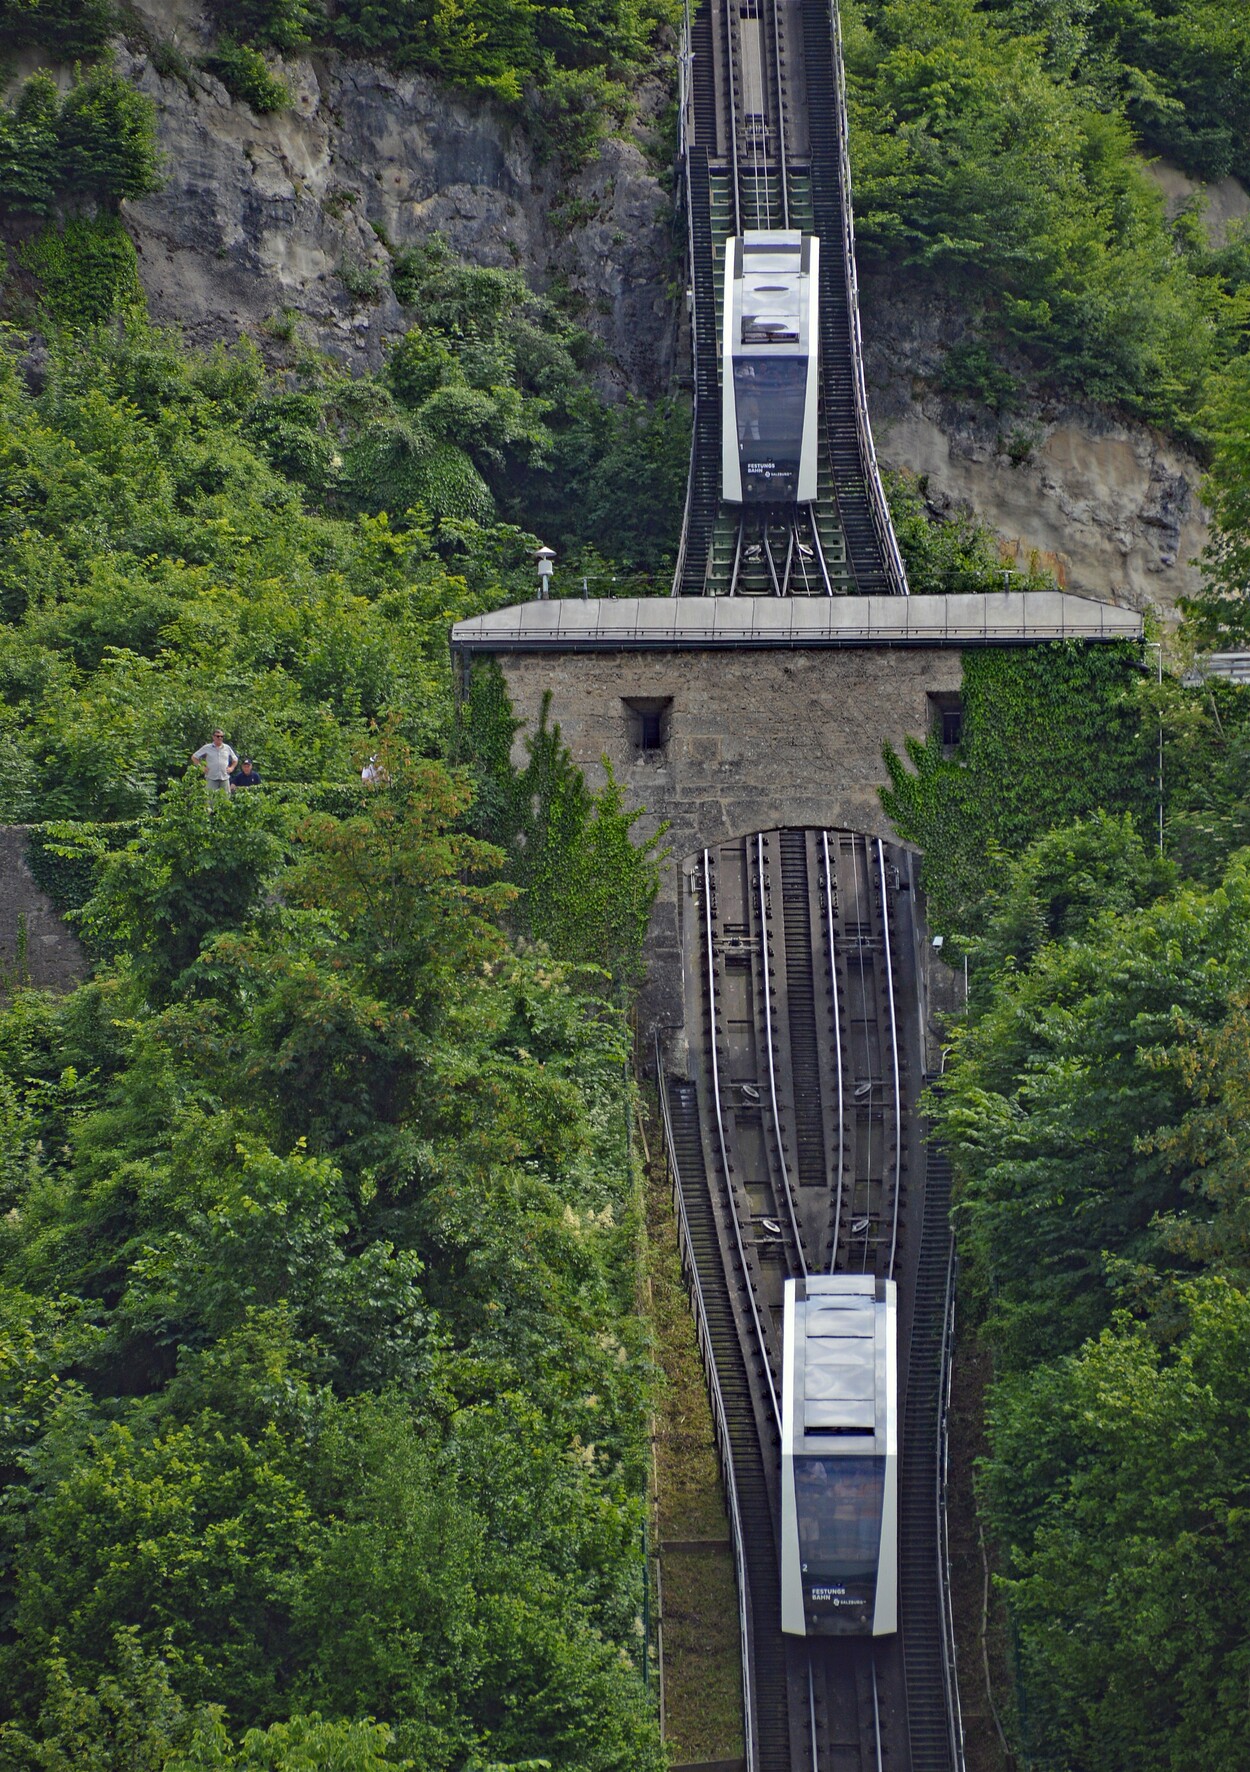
[782,527,795,596]
[809,506,835,595]
[821,831,846,1273]
[875,838,902,1280]
[729,512,745,596]
[669,0,699,601]
[807,1654,818,1772]
[703,847,783,1425]
[870,1657,884,1772]
[723,0,742,234]
[655,1040,761,1772]
[755,833,808,1274]
[768,0,790,227]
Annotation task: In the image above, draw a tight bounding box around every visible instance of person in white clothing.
[192,729,238,791]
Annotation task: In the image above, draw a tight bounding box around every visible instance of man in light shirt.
[191,729,238,791]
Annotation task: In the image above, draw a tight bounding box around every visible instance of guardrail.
[937,1230,968,1771]
[655,1039,760,1772]
[826,0,910,598]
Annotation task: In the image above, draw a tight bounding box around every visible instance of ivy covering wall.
[882,640,1153,930]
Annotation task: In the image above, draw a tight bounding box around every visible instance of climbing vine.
[18,216,144,325]
[882,641,1152,932]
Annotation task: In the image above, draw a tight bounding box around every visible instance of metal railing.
[655,1038,761,1772]
[826,0,910,597]
[937,1229,968,1771]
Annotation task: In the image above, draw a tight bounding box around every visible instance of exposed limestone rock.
[115,1,677,394]
[7,2,1220,605]
[1141,158,1250,246]
[861,283,1209,614]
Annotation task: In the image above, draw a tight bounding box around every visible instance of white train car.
[721,230,821,506]
[780,1274,899,1637]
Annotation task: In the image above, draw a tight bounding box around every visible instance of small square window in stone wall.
[927,691,963,757]
[623,697,673,754]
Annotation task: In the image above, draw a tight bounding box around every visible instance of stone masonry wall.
[491,645,965,1038]
[0,828,87,995]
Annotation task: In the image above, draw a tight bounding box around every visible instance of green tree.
[931,844,1250,1368]
[78,777,288,999]
[0,0,117,57]
[56,64,163,205]
[462,678,664,990]
[981,1282,1250,1771]
[1182,352,1250,649]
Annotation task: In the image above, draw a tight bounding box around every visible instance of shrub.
[0,0,116,57]
[201,39,291,113]
[0,72,61,217]
[207,0,318,52]
[57,63,163,204]
[0,66,164,217]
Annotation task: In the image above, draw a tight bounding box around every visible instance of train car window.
[734,358,808,498]
[794,1454,886,1629]
[795,1455,885,1571]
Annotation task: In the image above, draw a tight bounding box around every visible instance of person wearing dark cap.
[231,757,261,789]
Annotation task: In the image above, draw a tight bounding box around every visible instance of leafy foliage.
[914,654,1250,1763]
[208,0,680,159]
[883,640,1152,931]
[206,0,317,53]
[986,0,1250,184]
[845,0,1250,424]
[0,67,162,216]
[0,0,115,57]
[0,301,684,828]
[884,469,1057,595]
[380,237,687,568]
[461,673,665,992]
[1181,352,1250,647]
[981,1281,1250,1771]
[0,291,665,1760]
[200,40,291,114]
[18,217,145,326]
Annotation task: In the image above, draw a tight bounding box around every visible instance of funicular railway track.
[674,0,907,596]
[658,831,961,1772]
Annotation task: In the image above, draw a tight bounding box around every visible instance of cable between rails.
[871,1655,884,1772]
[821,830,846,1273]
[755,833,807,1275]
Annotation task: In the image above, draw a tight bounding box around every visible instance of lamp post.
[536,544,555,600]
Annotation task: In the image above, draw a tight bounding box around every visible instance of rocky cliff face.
[31,3,1229,610]
[862,282,1210,612]
[115,0,678,397]
[860,159,1250,614]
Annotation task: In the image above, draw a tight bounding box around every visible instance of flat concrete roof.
[451,592,1144,653]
